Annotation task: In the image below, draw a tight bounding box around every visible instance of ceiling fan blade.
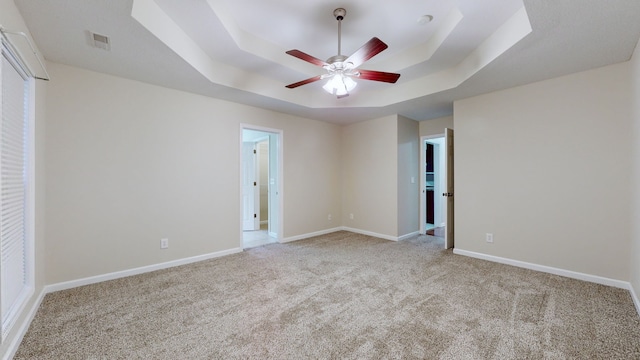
[357,69,401,83]
[286,50,328,67]
[345,37,388,68]
[285,75,323,89]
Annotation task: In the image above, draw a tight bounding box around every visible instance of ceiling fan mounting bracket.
[333,8,346,21]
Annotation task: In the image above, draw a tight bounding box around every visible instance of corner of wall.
[340,115,398,237]
[397,115,420,237]
[419,115,454,137]
[630,34,640,314]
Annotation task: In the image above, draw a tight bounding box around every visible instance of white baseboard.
[340,227,399,241]
[453,249,630,289]
[280,227,343,243]
[280,227,419,243]
[398,231,420,241]
[3,289,46,360]
[631,283,640,317]
[45,247,242,293]
[281,227,420,243]
[260,220,268,225]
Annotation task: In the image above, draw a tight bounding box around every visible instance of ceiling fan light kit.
[285,7,400,99]
[323,73,357,97]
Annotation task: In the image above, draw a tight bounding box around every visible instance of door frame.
[420,134,445,235]
[239,124,284,247]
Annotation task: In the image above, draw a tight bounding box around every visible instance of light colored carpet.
[15,231,640,359]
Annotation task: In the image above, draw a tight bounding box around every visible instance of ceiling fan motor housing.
[326,54,348,66]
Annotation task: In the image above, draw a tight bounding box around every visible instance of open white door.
[242,142,259,231]
[443,128,454,249]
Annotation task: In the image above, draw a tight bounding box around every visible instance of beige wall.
[342,115,398,237]
[44,62,342,284]
[454,61,633,281]
[341,115,420,239]
[631,37,640,303]
[419,115,453,137]
[397,116,420,237]
[278,114,343,237]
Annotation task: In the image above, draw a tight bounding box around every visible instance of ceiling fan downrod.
[334,8,346,57]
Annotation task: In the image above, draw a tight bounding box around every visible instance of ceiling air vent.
[90,32,110,51]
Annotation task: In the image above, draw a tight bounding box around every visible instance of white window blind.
[0,40,31,341]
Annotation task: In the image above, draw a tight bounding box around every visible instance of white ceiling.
[13,0,640,125]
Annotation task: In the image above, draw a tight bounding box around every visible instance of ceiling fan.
[285,8,401,99]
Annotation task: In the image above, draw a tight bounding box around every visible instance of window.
[0,38,34,341]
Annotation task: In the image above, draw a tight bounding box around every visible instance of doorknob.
[442,192,453,197]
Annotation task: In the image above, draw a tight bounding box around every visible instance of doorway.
[422,136,446,236]
[241,125,283,249]
[420,129,454,248]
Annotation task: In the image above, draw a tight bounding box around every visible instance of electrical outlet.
[486,233,493,243]
[328,214,332,221]
[349,213,354,220]
[160,238,169,249]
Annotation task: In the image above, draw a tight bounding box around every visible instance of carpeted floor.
[15,231,640,359]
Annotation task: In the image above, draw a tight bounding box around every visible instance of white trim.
[281,227,419,243]
[340,227,399,241]
[0,49,36,341]
[1,287,32,342]
[0,28,50,81]
[260,220,268,225]
[398,231,420,241]
[45,248,242,293]
[631,283,640,317]
[280,227,343,243]
[25,72,36,322]
[2,289,45,360]
[453,249,630,289]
